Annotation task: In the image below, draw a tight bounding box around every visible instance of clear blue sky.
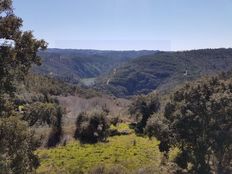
[13,0,232,51]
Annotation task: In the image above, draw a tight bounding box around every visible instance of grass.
[80,78,96,86]
[36,124,167,174]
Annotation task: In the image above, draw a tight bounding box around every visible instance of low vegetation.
[129,93,160,134]
[36,124,164,174]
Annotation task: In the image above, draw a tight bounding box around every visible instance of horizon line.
[46,47,232,52]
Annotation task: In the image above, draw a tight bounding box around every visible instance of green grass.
[80,78,96,86]
[110,123,133,132]
[36,124,163,174]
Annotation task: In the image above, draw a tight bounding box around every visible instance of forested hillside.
[1,0,232,173]
[33,49,157,83]
[97,48,232,96]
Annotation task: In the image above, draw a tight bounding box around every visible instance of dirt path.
[106,68,117,85]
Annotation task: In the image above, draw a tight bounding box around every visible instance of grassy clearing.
[36,124,165,174]
[80,78,96,86]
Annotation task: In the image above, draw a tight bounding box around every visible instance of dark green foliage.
[146,114,170,153]
[110,116,121,126]
[22,102,64,147]
[23,102,60,126]
[0,0,47,172]
[0,9,47,98]
[129,93,160,134]
[23,74,75,96]
[74,111,110,143]
[17,73,100,100]
[0,116,40,174]
[99,48,232,97]
[147,76,232,173]
[47,106,63,147]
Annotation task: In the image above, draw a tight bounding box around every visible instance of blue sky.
[13,0,232,51]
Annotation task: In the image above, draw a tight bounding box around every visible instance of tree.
[23,102,63,147]
[0,0,46,98]
[0,117,40,174]
[147,77,232,173]
[129,93,160,133]
[0,0,47,173]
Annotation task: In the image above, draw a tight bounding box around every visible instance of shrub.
[23,102,64,147]
[129,93,160,133]
[110,116,121,126]
[74,111,110,143]
[46,106,63,147]
[145,113,170,153]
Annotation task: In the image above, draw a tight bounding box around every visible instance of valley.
[28,48,232,174]
[34,48,232,97]
[1,1,232,173]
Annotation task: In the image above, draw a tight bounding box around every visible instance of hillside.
[34,49,157,84]
[96,48,232,97]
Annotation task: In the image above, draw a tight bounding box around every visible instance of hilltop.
[96,48,232,96]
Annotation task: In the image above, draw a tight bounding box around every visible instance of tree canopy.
[147,76,232,173]
[0,0,47,173]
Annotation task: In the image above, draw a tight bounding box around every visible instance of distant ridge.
[96,48,232,97]
[34,49,158,83]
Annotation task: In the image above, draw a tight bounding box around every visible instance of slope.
[97,48,232,96]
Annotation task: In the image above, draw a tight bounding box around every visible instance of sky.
[13,0,232,51]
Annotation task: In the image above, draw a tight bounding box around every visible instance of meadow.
[36,124,177,174]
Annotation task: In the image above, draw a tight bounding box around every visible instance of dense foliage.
[0,0,47,173]
[23,102,63,147]
[23,74,75,96]
[129,93,160,133]
[147,76,232,173]
[0,117,40,173]
[74,111,110,143]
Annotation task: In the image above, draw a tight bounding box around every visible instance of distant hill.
[96,48,232,97]
[34,49,157,83]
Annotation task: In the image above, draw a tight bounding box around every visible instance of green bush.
[129,93,160,134]
[74,111,110,143]
[23,102,64,147]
